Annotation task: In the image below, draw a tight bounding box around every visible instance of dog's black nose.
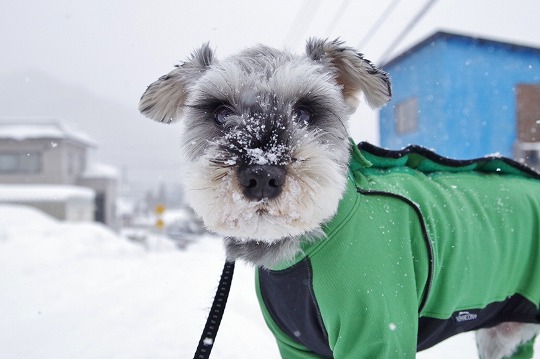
[237,165,286,201]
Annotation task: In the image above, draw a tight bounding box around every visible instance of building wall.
[0,138,87,184]
[380,40,448,153]
[380,35,540,159]
[0,199,94,222]
[65,198,95,221]
[78,176,118,229]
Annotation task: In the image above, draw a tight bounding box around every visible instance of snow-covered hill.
[1,204,537,358]
[0,204,278,358]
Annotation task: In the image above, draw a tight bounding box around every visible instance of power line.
[324,0,353,37]
[378,0,440,63]
[357,0,402,50]
[284,0,323,49]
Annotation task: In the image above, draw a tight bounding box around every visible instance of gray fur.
[139,38,391,267]
[305,38,391,110]
[224,236,303,268]
[139,43,215,123]
[224,228,324,268]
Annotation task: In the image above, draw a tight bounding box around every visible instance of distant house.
[379,31,540,169]
[0,118,118,226]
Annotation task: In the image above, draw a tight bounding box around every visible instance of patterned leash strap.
[193,260,236,359]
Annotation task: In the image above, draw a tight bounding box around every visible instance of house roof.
[82,163,120,179]
[382,31,540,68]
[0,118,96,147]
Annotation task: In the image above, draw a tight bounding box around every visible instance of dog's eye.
[294,106,313,125]
[214,105,234,126]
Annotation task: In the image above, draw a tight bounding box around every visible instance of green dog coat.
[256,141,540,358]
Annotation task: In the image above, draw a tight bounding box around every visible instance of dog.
[139,39,540,358]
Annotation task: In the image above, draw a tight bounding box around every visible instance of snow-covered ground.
[1,204,538,358]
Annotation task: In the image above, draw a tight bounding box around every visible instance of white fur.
[476,322,540,359]
[184,131,349,242]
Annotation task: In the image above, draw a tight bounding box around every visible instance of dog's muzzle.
[237,165,286,201]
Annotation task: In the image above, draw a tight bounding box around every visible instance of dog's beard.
[184,133,349,243]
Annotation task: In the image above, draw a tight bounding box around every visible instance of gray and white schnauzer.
[139,39,540,358]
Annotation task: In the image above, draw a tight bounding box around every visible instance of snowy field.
[1,204,538,358]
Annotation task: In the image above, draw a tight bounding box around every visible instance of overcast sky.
[1,0,539,191]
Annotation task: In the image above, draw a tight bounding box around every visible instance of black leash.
[193,260,236,359]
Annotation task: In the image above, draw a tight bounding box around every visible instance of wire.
[378,0,440,64]
[357,0,402,50]
[324,0,352,37]
[284,0,322,49]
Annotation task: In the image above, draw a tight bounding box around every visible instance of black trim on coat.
[258,258,333,358]
[358,142,540,179]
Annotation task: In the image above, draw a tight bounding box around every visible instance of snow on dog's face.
[139,39,391,243]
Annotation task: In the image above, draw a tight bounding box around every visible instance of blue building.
[379,31,540,169]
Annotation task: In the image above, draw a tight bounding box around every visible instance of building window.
[68,152,77,175]
[0,152,41,174]
[523,150,540,167]
[516,84,540,143]
[515,142,540,171]
[67,151,86,176]
[395,98,419,134]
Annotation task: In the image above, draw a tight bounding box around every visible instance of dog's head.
[139,38,390,245]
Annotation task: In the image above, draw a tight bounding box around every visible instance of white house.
[0,118,118,227]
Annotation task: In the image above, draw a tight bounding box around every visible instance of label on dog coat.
[454,311,478,323]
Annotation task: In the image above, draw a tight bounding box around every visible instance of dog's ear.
[139,43,215,123]
[305,38,391,111]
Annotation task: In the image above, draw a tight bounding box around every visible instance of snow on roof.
[0,118,97,147]
[382,30,540,68]
[83,163,120,179]
[0,184,95,202]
